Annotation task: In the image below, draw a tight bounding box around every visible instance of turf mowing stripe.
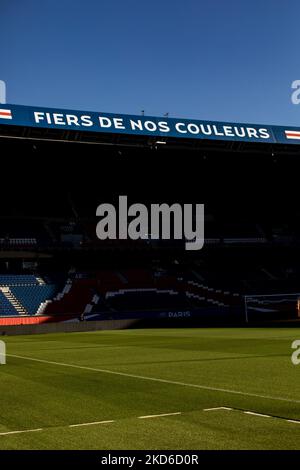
[138,412,181,419]
[69,420,114,428]
[7,354,300,405]
[0,428,42,436]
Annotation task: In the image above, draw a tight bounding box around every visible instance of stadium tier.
[0,275,59,316]
[0,291,19,316]
[0,264,298,324]
[0,274,40,285]
[0,104,299,325]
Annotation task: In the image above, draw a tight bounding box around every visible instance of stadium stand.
[10,285,58,313]
[0,275,59,316]
[0,107,300,324]
[0,290,19,316]
[1,257,300,319]
[0,274,41,285]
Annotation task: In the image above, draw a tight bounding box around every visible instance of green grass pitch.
[0,327,300,450]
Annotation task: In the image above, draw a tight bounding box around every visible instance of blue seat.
[0,292,19,316]
[0,275,40,286]
[10,285,58,314]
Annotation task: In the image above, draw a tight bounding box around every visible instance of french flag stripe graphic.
[0,109,12,119]
[285,130,300,140]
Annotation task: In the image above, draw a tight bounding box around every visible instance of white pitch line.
[203,408,300,425]
[69,420,114,428]
[1,412,300,438]
[203,407,232,411]
[138,412,181,419]
[244,411,271,418]
[0,428,42,436]
[7,353,300,405]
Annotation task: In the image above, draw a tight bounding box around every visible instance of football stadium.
[0,103,299,451]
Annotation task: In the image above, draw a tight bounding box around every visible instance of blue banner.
[0,104,299,145]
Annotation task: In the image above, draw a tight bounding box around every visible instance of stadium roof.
[0,104,299,155]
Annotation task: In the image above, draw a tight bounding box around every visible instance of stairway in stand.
[0,286,28,315]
